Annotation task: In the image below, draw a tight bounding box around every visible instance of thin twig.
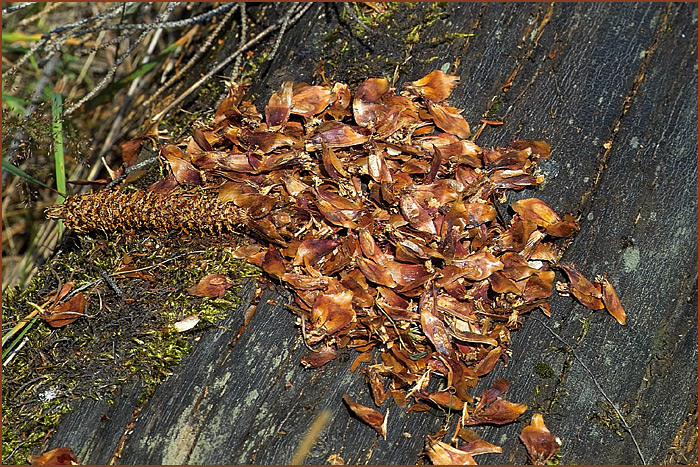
[75,29,136,57]
[144,3,240,108]
[343,3,371,33]
[149,20,281,122]
[2,2,134,77]
[230,3,247,82]
[2,440,29,463]
[99,269,123,299]
[532,317,647,465]
[2,2,33,15]
[1,36,51,79]
[77,3,236,34]
[104,156,160,191]
[16,2,62,28]
[150,2,313,123]
[66,29,107,102]
[64,250,208,301]
[64,3,179,117]
[290,3,315,34]
[96,22,167,160]
[266,3,297,66]
[50,2,137,36]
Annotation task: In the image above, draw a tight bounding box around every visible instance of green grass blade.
[1,32,43,42]
[2,315,39,360]
[52,92,66,235]
[51,92,66,202]
[2,93,29,114]
[2,307,40,356]
[2,158,51,189]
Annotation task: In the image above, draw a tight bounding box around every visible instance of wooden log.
[42,3,697,464]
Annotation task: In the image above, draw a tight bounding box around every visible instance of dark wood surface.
[45,3,697,464]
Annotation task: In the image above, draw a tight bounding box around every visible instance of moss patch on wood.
[2,227,259,463]
[319,3,465,86]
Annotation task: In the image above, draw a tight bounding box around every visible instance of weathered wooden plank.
[476,2,698,464]
[45,381,144,465]
[41,3,697,465]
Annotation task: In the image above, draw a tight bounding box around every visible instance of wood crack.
[533,317,647,464]
[453,2,488,70]
[485,2,555,124]
[108,406,142,465]
[576,3,673,213]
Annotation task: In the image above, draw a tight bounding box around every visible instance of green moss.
[423,4,449,28]
[588,401,626,439]
[444,32,474,41]
[534,362,556,379]
[318,3,455,86]
[576,317,591,345]
[2,229,260,463]
[486,99,502,118]
[405,24,421,44]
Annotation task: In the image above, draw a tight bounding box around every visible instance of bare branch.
[2,2,136,78]
[143,4,241,108]
[149,3,314,124]
[229,3,248,82]
[76,3,236,34]
[64,3,179,117]
[2,2,34,15]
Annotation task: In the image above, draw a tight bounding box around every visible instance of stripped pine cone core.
[46,190,247,235]
[46,70,625,457]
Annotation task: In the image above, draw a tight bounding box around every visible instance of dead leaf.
[162,144,201,186]
[262,247,287,279]
[600,276,627,325]
[357,257,398,288]
[42,292,86,328]
[560,263,604,310]
[361,366,389,406]
[465,397,527,426]
[424,436,477,465]
[265,81,293,129]
[120,136,153,167]
[426,390,465,411]
[404,70,460,101]
[301,345,338,368]
[519,413,560,464]
[400,195,437,235]
[511,198,560,228]
[311,289,355,335]
[309,122,369,149]
[291,84,332,118]
[427,101,471,139]
[186,273,232,298]
[173,315,200,333]
[353,77,390,128]
[28,447,80,465]
[420,284,452,356]
[343,394,388,438]
[465,379,527,426]
[457,436,503,457]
